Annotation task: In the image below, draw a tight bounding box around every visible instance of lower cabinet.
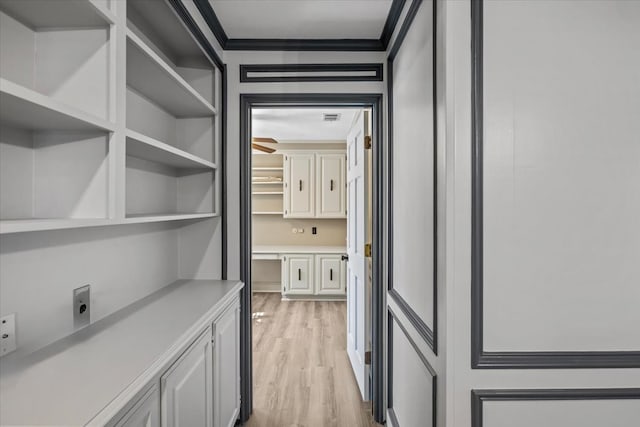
[114,297,241,427]
[315,255,346,295]
[161,328,213,427]
[213,304,241,427]
[282,254,314,295]
[282,253,345,297]
[115,385,160,427]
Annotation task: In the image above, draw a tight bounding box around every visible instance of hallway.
[246,294,379,427]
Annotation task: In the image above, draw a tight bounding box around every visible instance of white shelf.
[252,167,283,171]
[252,212,284,215]
[0,214,217,235]
[252,192,284,195]
[126,129,216,170]
[0,0,115,28]
[0,78,115,132]
[126,29,216,118]
[252,181,283,185]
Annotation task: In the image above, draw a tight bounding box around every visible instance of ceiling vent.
[323,113,341,122]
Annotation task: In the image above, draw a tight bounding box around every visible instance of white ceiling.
[210,0,393,39]
[252,108,360,141]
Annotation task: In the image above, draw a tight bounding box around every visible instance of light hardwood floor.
[245,293,380,427]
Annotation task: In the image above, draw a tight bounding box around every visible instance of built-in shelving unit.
[0,0,222,232]
[252,153,284,216]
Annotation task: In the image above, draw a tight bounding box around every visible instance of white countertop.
[252,245,346,254]
[0,279,243,426]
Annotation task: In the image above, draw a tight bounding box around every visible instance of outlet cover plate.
[1,313,17,356]
[73,285,91,329]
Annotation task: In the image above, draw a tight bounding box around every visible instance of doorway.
[239,94,384,425]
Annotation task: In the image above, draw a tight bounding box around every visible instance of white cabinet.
[284,154,315,218]
[115,386,160,427]
[161,328,213,427]
[316,154,346,218]
[315,255,346,295]
[213,302,240,427]
[283,254,314,295]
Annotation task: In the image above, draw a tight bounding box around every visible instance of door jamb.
[239,93,385,423]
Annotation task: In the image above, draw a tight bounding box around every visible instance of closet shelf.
[126,129,216,170]
[252,192,284,195]
[252,181,283,185]
[0,214,217,235]
[126,29,217,118]
[252,167,284,171]
[0,78,115,132]
[0,0,115,29]
[252,212,284,215]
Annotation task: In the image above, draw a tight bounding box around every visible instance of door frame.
[239,93,385,423]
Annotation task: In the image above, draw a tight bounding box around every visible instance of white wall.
[445,1,640,425]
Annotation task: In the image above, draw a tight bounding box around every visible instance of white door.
[315,254,346,295]
[346,110,369,399]
[316,154,346,218]
[283,254,314,295]
[284,154,315,218]
[213,302,240,427]
[161,328,213,427]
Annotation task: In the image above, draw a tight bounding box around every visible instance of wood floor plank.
[245,293,380,427]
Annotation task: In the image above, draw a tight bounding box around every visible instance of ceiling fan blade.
[252,137,278,144]
[252,143,276,154]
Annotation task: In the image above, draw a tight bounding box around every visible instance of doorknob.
[341,254,349,261]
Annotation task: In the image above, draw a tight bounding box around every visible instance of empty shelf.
[0,0,114,29]
[0,79,115,132]
[126,129,216,170]
[126,29,216,118]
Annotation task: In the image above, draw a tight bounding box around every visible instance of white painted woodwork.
[126,129,216,170]
[0,10,110,120]
[483,399,640,427]
[0,280,241,426]
[0,0,114,29]
[482,0,640,352]
[161,328,213,427]
[316,153,347,218]
[126,29,216,118]
[284,153,315,218]
[390,319,435,427]
[115,386,160,427]
[282,254,314,295]
[390,0,435,331]
[213,303,241,427]
[346,110,369,399]
[315,254,346,295]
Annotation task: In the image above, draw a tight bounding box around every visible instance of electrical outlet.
[73,285,91,329]
[312,227,317,235]
[1,313,17,356]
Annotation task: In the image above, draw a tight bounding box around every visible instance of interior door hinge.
[364,135,372,150]
[364,243,372,258]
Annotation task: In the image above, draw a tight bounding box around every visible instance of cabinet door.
[316,154,346,218]
[283,255,314,295]
[161,328,213,427]
[213,301,240,427]
[115,385,160,427]
[284,154,315,218]
[315,255,346,295]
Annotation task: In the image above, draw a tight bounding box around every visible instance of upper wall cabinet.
[284,153,315,218]
[283,152,346,219]
[316,154,346,218]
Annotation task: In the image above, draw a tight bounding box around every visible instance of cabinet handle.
[298,268,301,280]
[330,179,334,191]
[330,268,333,281]
[299,180,302,191]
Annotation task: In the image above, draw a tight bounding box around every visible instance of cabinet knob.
[298,268,301,280]
[299,180,302,191]
[330,268,333,281]
[330,179,334,191]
